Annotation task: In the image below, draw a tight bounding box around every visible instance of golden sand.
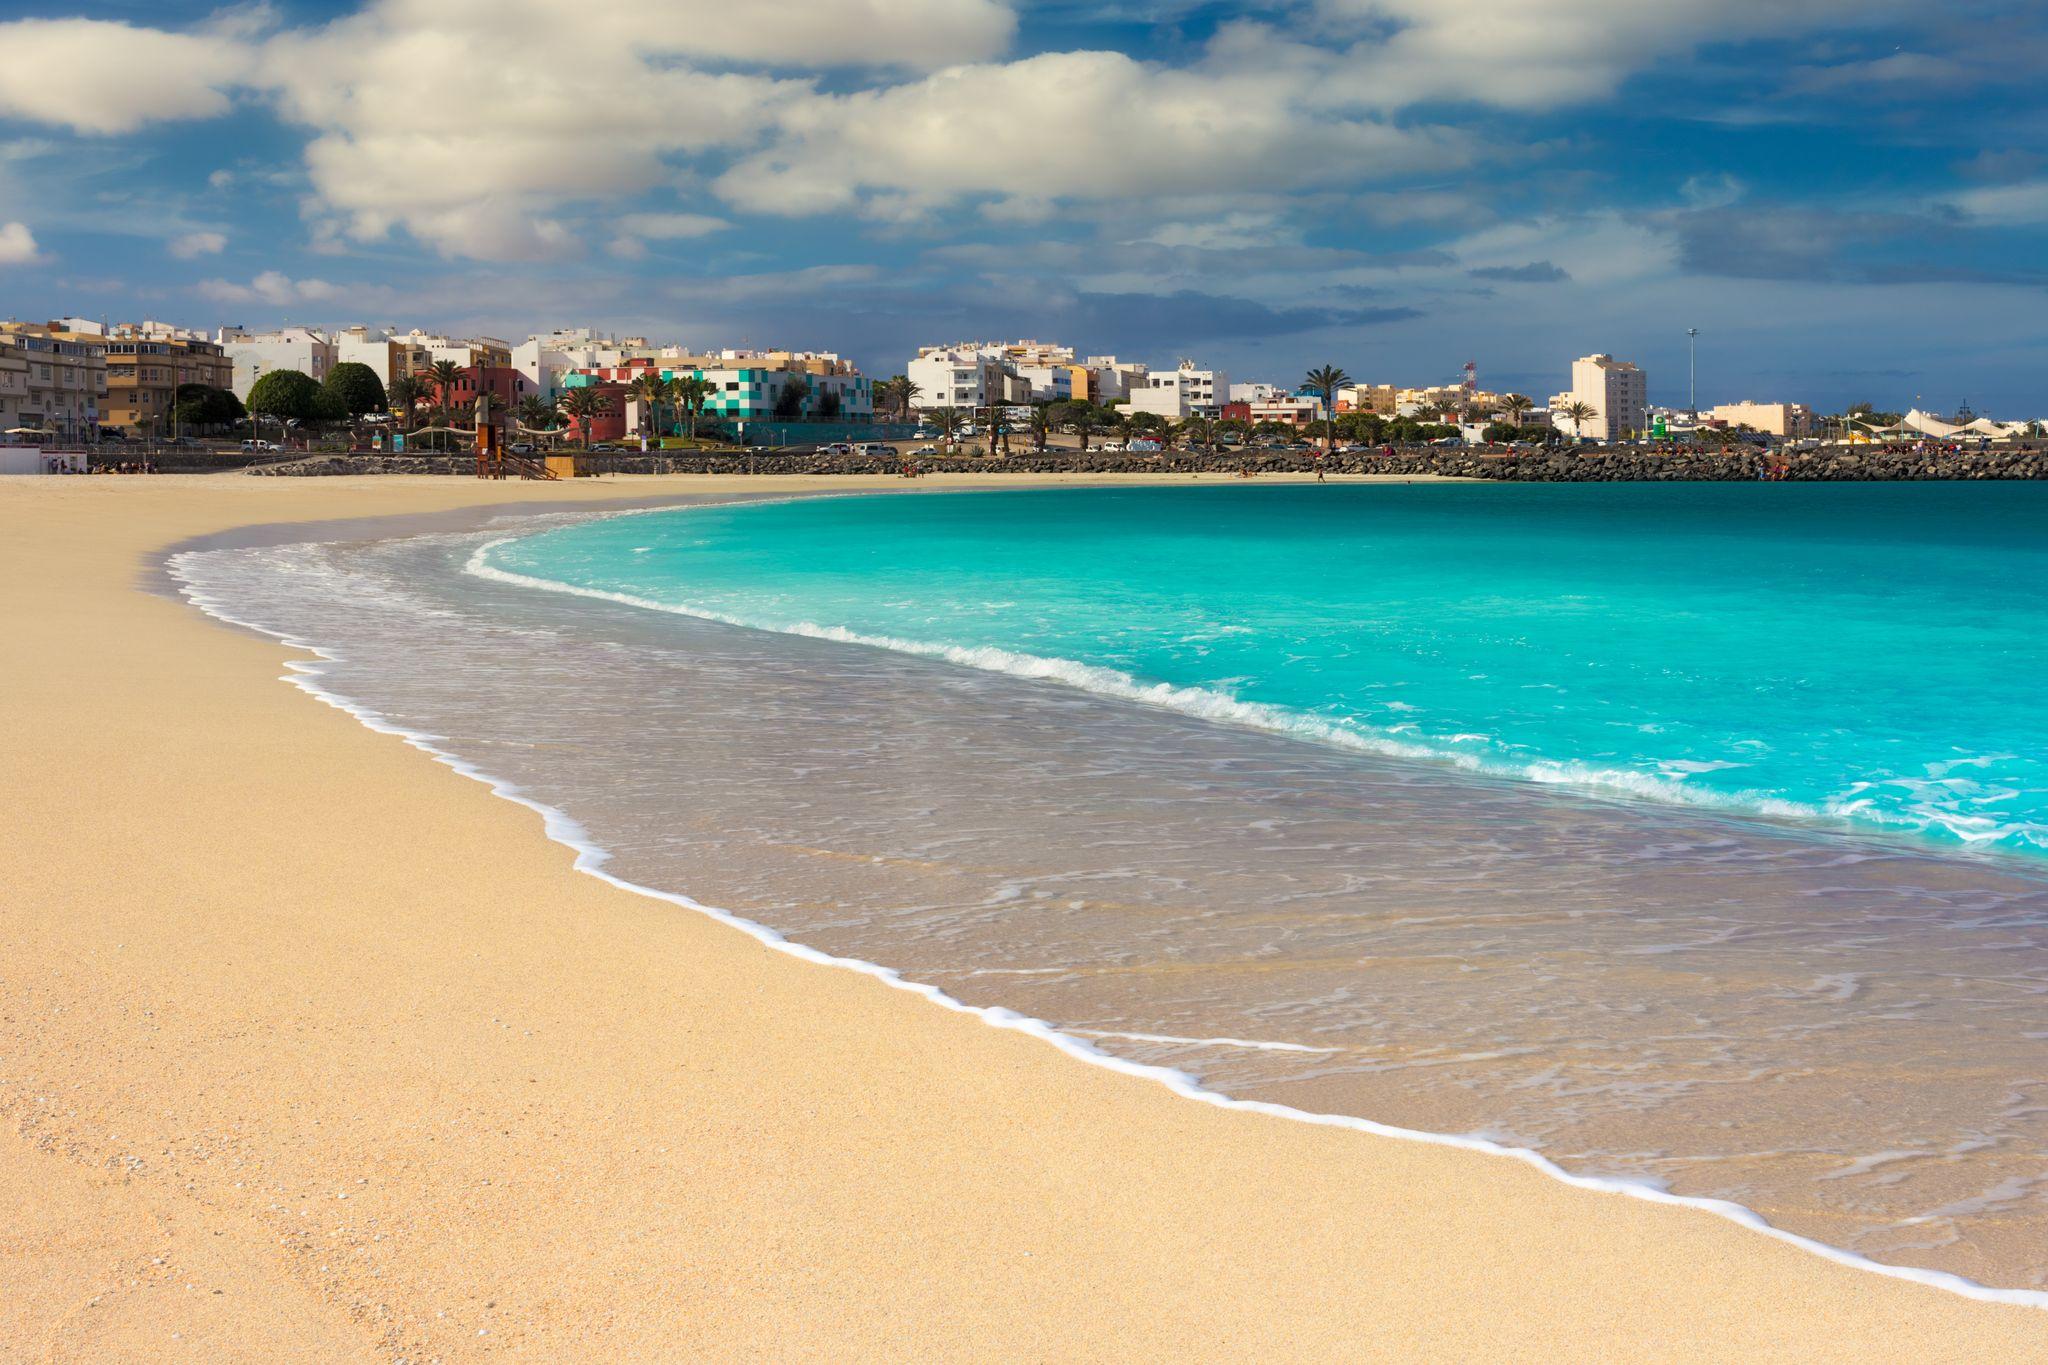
[2,473,2043,1361]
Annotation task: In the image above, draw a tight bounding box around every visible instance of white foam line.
[163,542,2048,1314]
[1069,1029,1342,1055]
[462,525,2045,855]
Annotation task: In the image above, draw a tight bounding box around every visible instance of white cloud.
[246,0,1023,258]
[1947,180,2048,226]
[1312,0,1898,109]
[0,220,42,265]
[0,19,256,134]
[197,271,344,306]
[608,211,730,256]
[1136,213,1294,252]
[169,231,228,259]
[716,47,1460,216]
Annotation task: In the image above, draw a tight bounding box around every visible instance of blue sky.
[2,1,2044,412]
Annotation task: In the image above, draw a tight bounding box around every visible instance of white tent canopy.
[1899,409,2041,440]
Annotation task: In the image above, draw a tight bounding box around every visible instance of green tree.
[1302,365,1351,455]
[673,375,713,438]
[310,386,350,425]
[929,406,964,450]
[1558,400,1597,441]
[516,395,557,434]
[773,376,811,420]
[1500,393,1534,427]
[322,361,388,417]
[629,372,672,442]
[1059,400,1110,452]
[246,369,321,425]
[172,383,244,431]
[816,386,843,420]
[427,359,466,450]
[555,386,610,447]
[1178,414,1217,454]
[1024,403,1056,453]
[386,374,424,434]
[983,402,1012,457]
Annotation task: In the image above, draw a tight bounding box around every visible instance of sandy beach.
[4,472,2045,1362]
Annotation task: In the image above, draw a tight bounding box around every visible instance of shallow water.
[173,485,2048,1289]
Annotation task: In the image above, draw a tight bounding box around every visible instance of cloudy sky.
[2,0,2044,410]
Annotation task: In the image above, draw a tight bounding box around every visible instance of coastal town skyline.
[2,1,2045,411]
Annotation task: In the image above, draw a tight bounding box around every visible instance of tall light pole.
[1687,328,1699,420]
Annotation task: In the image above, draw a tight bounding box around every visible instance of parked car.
[510,442,535,455]
[911,444,938,456]
[241,439,279,452]
[1098,440,1126,452]
[853,442,894,457]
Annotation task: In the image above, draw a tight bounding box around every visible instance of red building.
[1220,401,1252,422]
[556,382,630,444]
[409,365,538,443]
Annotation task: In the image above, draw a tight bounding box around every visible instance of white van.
[853,442,895,457]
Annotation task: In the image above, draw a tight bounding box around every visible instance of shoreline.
[179,505,2048,1310]
[6,473,2047,1359]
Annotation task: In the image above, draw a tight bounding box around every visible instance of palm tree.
[1024,404,1056,453]
[1061,401,1109,452]
[1302,365,1351,455]
[983,403,1012,458]
[1558,400,1597,442]
[1501,393,1534,429]
[427,359,465,451]
[556,387,609,448]
[387,374,423,437]
[1178,415,1217,454]
[929,407,964,451]
[894,377,923,421]
[516,395,557,437]
[629,372,672,445]
[673,375,713,439]
[873,375,921,423]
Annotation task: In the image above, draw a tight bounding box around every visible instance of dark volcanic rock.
[249,447,2048,481]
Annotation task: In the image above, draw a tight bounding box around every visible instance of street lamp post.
[1687,328,1699,420]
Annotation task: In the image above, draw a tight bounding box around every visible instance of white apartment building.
[0,323,108,439]
[1707,400,1817,438]
[1229,382,1287,404]
[907,346,1029,410]
[1550,354,1648,441]
[218,326,336,399]
[1248,396,1322,427]
[1127,363,1230,420]
[1014,363,1077,404]
[1083,356,1149,404]
[332,326,410,390]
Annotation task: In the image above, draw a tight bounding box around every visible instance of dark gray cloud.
[1466,260,1570,283]
[1665,204,2048,288]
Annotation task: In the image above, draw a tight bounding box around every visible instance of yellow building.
[0,321,108,439]
[48,320,233,434]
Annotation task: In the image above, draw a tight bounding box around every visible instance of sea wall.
[249,447,2048,481]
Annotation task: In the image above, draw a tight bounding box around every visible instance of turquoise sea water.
[486,483,2048,858]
